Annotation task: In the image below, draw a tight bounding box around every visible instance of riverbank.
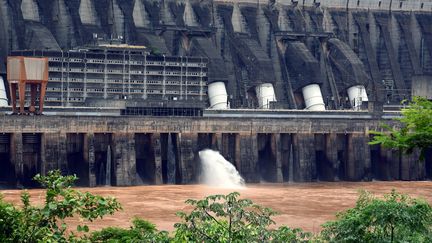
[1,181,432,233]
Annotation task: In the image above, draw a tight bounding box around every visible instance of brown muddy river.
[2,181,432,234]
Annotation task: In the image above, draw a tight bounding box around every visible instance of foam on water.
[199,149,245,189]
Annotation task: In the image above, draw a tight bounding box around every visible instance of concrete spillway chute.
[208,82,229,109]
[302,84,326,111]
[111,0,125,39]
[79,0,99,25]
[347,85,368,110]
[183,0,199,27]
[278,7,292,31]
[255,83,277,109]
[21,0,40,22]
[133,0,151,29]
[160,0,175,25]
[322,8,335,33]
[0,76,8,107]
[231,3,247,34]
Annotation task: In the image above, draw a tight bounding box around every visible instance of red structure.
[7,56,49,114]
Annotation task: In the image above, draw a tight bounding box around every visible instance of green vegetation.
[370,97,432,160]
[172,192,310,242]
[1,172,432,242]
[0,170,121,242]
[320,190,432,243]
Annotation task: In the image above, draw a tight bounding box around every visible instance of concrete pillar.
[40,132,67,175]
[221,133,238,168]
[271,134,283,183]
[292,133,316,182]
[325,133,339,181]
[379,147,398,180]
[238,133,259,183]
[280,134,292,182]
[11,133,23,187]
[84,133,96,187]
[176,133,198,184]
[112,133,136,186]
[347,134,371,181]
[401,151,424,180]
[151,133,163,185]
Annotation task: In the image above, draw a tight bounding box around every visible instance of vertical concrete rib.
[151,133,163,185]
[112,133,136,186]
[354,14,385,102]
[84,133,96,187]
[11,133,23,187]
[375,15,408,97]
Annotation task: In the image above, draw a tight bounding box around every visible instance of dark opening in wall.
[257,134,278,182]
[370,135,393,180]
[0,134,14,187]
[315,134,334,181]
[93,133,113,186]
[22,133,41,187]
[66,133,88,186]
[135,133,156,184]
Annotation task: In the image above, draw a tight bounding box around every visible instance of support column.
[238,133,259,183]
[325,133,339,181]
[221,133,238,168]
[11,133,23,187]
[177,133,198,184]
[401,151,424,180]
[40,132,67,175]
[84,133,96,187]
[280,134,292,182]
[292,133,315,182]
[112,133,136,186]
[152,133,163,185]
[271,134,283,183]
[347,133,371,181]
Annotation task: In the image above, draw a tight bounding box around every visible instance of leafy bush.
[320,190,432,243]
[0,170,122,242]
[370,96,432,160]
[173,192,310,242]
[90,218,170,242]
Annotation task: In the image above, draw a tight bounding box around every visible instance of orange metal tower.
[7,56,49,114]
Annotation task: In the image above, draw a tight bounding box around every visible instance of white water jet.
[199,149,245,188]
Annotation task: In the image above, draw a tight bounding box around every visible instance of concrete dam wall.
[0,112,431,187]
[1,0,432,107]
[0,0,432,187]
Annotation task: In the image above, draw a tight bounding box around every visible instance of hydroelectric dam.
[0,0,432,187]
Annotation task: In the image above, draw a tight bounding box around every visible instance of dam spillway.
[0,0,432,187]
[0,110,431,187]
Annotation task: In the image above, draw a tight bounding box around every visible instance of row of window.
[48,58,207,66]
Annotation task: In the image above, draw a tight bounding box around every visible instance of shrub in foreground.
[0,170,121,242]
[173,192,311,242]
[320,190,432,243]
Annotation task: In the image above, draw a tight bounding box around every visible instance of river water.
[2,181,432,233]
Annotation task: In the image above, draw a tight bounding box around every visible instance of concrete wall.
[0,114,430,187]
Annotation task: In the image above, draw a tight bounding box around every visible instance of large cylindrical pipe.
[255,83,276,109]
[302,84,325,111]
[0,77,8,107]
[347,85,368,109]
[208,82,228,109]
